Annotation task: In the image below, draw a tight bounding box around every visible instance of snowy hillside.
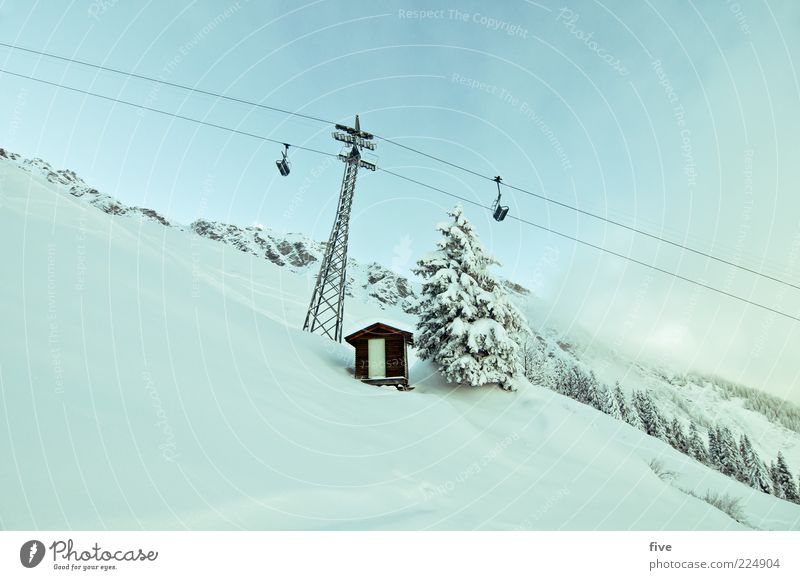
[0,148,416,314]
[2,151,800,530]
[540,327,800,472]
[188,219,415,312]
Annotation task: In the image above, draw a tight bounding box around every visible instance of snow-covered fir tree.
[632,390,667,440]
[413,205,527,390]
[687,422,708,464]
[543,353,568,393]
[585,375,602,411]
[667,417,689,454]
[626,403,645,431]
[616,387,644,430]
[519,337,542,382]
[770,461,783,499]
[558,365,576,397]
[565,365,600,408]
[520,337,559,389]
[772,451,799,503]
[708,427,721,469]
[715,425,744,481]
[612,383,632,423]
[739,434,772,494]
[599,386,622,419]
[560,366,579,399]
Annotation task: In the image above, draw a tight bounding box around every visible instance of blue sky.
[1,0,799,401]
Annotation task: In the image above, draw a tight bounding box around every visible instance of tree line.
[522,336,800,504]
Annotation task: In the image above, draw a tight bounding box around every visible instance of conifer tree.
[716,425,744,481]
[562,366,579,399]
[599,386,622,419]
[708,427,721,469]
[667,417,689,454]
[770,461,784,499]
[584,373,602,411]
[772,451,799,503]
[613,383,632,423]
[687,422,708,464]
[632,390,667,440]
[521,337,546,384]
[627,403,645,431]
[545,354,568,394]
[413,206,527,390]
[739,434,772,494]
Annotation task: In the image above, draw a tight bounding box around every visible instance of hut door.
[367,338,386,378]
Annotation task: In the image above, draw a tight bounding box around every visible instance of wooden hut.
[344,323,414,390]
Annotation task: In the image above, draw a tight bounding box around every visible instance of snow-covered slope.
[0,147,172,226]
[0,148,416,314]
[188,219,415,311]
[2,152,800,530]
[541,326,800,471]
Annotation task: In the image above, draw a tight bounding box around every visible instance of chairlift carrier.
[492,175,509,221]
[276,143,291,176]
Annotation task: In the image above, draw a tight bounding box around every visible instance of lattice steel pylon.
[303,115,377,342]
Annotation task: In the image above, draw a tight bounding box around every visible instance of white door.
[367,338,386,379]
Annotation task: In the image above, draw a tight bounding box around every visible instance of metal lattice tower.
[303,115,377,341]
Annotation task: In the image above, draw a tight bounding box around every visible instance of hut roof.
[344,322,414,345]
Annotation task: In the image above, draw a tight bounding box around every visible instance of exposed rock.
[132,207,170,226]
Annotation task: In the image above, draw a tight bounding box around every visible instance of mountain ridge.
[0,147,417,313]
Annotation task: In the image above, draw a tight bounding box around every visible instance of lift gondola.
[276,143,291,176]
[492,175,509,221]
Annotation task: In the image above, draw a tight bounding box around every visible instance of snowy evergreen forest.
[415,206,800,506]
[522,335,800,505]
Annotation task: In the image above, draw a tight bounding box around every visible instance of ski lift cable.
[0,67,337,159]
[376,140,800,291]
[0,41,485,176]
[1,40,798,291]
[377,167,800,325]
[3,63,800,317]
[0,41,334,126]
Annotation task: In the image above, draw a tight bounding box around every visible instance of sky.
[1,0,799,403]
